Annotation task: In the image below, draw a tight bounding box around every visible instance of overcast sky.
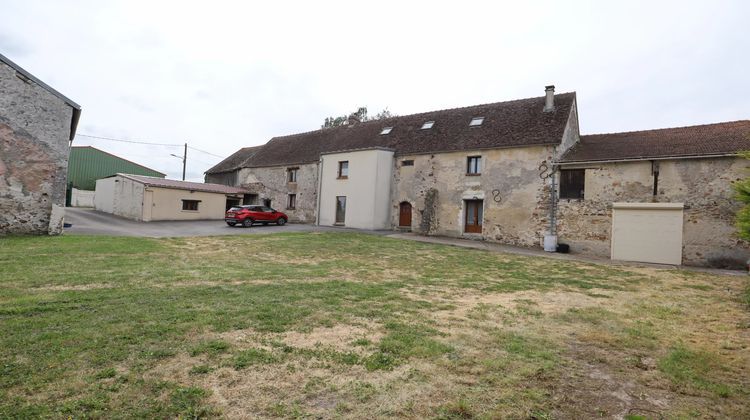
[2,1,748,181]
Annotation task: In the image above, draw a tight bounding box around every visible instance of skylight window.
[469,117,485,127]
[380,127,393,135]
[421,121,435,130]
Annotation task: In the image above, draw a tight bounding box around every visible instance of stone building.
[208,87,750,267]
[0,53,81,235]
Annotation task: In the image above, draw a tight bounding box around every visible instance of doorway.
[226,197,240,211]
[464,199,483,233]
[399,202,412,227]
[335,196,346,225]
[263,198,272,208]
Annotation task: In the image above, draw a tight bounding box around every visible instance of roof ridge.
[582,119,750,139]
[267,91,577,141]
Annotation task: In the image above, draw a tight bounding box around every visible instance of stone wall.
[0,61,74,235]
[392,146,556,247]
[238,163,318,223]
[556,157,750,268]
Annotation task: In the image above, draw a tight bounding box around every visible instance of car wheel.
[226,222,236,227]
[276,218,287,226]
[242,218,253,228]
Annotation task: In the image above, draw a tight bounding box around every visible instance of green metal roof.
[67,146,166,190]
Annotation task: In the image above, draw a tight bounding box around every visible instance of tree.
[734,151,750,240]
[321,106,395,128]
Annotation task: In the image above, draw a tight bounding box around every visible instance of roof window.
[380,127,393,135]
[421,121,435,130]
[469,117,484,127]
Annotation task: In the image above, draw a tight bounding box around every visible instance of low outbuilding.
[94,174,251,221]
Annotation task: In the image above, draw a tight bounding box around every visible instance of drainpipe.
[315,157,323,225]
[544,165,558,252]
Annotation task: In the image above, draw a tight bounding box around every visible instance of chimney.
[544,85,555,112]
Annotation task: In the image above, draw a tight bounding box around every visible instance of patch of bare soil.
[35,283,115,291]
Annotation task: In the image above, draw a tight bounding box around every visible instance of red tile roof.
[117,174,249,194]
[239,93,576,168]
[560,120,750,163]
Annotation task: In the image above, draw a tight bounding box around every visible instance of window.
[421,121,435,130]
[469,117,484,127]
[466,156,481,175]
[287,194,296,210]
[380,127,393,135]
[335,196,346,224]
[338,161,349,178]
[401,160,414,167]
[287,167,298,183]
[182,199,200,211]
[559,169,585,199]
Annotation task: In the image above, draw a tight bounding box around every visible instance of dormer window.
[421,121,435,130]
[380,127,393,135]
[469,117,484,127]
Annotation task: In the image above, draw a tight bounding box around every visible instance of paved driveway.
[63,208,389,237]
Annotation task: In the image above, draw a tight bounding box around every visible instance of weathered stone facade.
[0,57,80,235]
[237,163,319,223]
[556,157,750,267]
[392,146,557,247]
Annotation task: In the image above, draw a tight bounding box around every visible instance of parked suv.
[225,205,288,227]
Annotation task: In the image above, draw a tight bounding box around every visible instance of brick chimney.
[544,85,555,112]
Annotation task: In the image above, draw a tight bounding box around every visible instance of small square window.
[401,160,414,167]
[467,156,481,175]
[559,169,585,199]
[421,121,435,130]
[182,199,200,211]
[469,117,484,127]
[338,161,349,178]
[287,167,298,183]
[380,127,393,135]
[287,194,297,210]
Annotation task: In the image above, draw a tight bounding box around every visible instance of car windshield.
[229,207,244,212]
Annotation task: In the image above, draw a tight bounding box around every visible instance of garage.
[611,202,684,265]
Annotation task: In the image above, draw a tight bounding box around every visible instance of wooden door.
[399,202,412,227]
[464,200,483,233]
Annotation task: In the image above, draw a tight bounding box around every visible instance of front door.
[399,202,412,227]
[335,196,346,225]
[464,200,483,233]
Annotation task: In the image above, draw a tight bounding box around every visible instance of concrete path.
[63,208,392,238]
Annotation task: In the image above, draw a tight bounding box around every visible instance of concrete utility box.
[611,202,684,265]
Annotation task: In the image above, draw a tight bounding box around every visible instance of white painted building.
[317,148,394,229]
[94,174,249,221]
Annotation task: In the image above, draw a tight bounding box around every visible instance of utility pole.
[182,143,187,181]
[170,143,188,181]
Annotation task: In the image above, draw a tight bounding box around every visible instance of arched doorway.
[399,202,412,227]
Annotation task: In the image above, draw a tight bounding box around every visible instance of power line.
[77,133,229,161]
[187,146,225,159]
[76,133,182,147]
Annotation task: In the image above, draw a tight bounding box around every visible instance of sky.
[2,1,748,181]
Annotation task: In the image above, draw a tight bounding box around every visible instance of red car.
[225,205,288,227]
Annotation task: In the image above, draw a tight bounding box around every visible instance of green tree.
[321,106,394,128]
[734,151,750,240]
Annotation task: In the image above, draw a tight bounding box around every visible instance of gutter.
[555,152,739,166]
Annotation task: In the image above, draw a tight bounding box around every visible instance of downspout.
[543,164,559,252]
[315,157,323,225]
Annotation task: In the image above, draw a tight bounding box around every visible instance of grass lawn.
[1,232,748,418]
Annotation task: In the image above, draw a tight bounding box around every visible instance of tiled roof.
[559,120,750,163]
[238,92,576,168]
[204,146,263,174]
[117,174,249,194]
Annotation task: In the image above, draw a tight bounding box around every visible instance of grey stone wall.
[391,146,556,247]
[238,163,319,223]
[556,157,750,268]
[0,61,74,235]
